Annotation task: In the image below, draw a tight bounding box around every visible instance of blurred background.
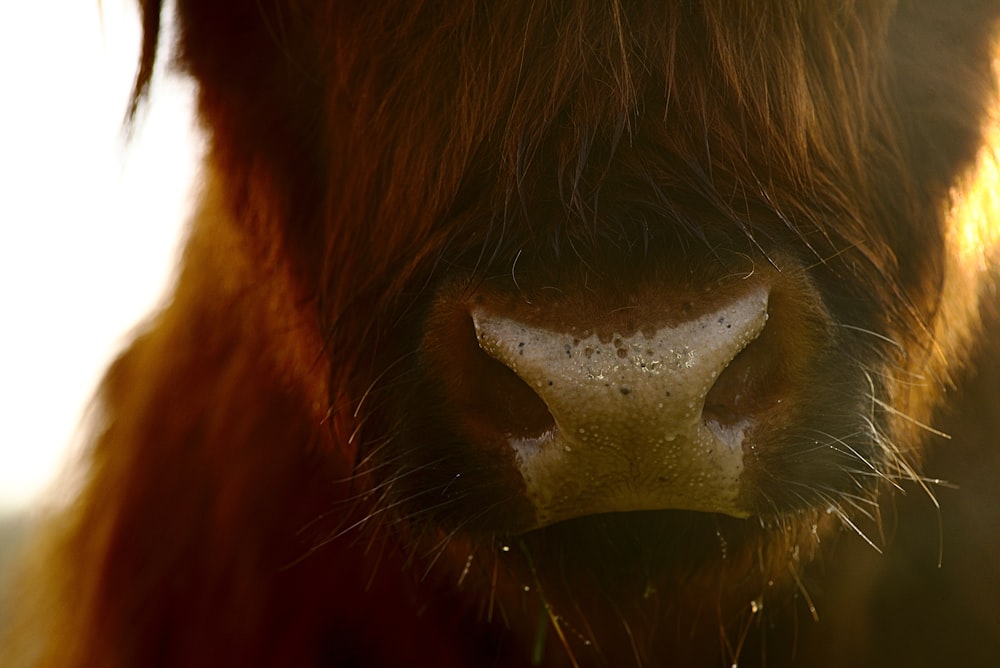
[0,0,199,527]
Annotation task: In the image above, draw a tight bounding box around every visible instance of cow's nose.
[470,285,768,526]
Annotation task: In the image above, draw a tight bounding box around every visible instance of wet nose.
[471,286,768,527]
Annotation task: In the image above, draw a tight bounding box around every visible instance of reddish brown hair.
[6,1,1000,666]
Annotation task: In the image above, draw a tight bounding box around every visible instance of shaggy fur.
[6,1,1000,666]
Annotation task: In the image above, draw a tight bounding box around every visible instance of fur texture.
[6,1,1000,666]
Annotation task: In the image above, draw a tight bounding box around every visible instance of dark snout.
[421,261,835,532]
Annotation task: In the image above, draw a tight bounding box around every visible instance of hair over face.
[5,1,1000,666]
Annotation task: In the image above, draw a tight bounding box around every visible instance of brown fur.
[6,1,1000,666]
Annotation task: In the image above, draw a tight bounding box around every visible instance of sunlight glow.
[0,1,200,512]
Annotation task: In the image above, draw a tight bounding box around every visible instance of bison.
[6,0,1000,666]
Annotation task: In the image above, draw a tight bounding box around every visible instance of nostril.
[422,309,555,445]
[702,285,813,433]
[702,339,769,428]
[469,338,556,440]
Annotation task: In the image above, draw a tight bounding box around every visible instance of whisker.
[870,396,951,440]
[836,323,904,350]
